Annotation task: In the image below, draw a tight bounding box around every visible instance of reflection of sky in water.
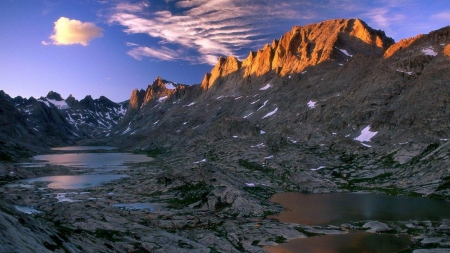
[20,174,129,189]
[265,232,411,253]
[32,153,153,169]
[113,203,165,212]
[270,192,450,225]
[51,146,117,151]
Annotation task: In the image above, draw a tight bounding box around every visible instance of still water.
[269,192,450,225]
[264,232,411,253]
[13,146,151,189]
[266,192,450,253]
[51,146,118,151]
[32,153,153,169]
[113,202,166,212]
[17,174,129,189]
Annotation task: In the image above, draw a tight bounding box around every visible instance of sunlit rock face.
[202,18,394,90]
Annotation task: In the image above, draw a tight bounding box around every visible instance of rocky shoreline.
[1,144,450,252]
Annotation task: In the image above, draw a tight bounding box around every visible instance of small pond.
[270,192,450,225]
[29,152,153,169]
[264,232,411,253]
[267,192,450,253]
[15,174,129,189]
[113,203,166,212]
[51,146,118,151]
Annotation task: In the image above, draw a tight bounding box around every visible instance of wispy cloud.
[108,0,309,65]
[49,17,103,46]
[432,11,450,21]
[127,46,179,61]
[362,8,405,37]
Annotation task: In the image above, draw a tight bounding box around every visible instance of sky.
[1,0,449,102]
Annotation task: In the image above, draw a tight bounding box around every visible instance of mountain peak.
[46,91,64,101]
[204,18,394,88]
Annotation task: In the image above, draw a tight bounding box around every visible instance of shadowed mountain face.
[109,19,450,194]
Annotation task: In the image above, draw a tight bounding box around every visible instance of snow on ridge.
[158,96,168,102]
[262,108,278,119]
[354,125,378,143]
[257,100,269,111]
[165,82,176,89]
[259,84,271,90]
[396,69,413,75]
[311,166,326,171]
[38,99,50,107]
[47,99,70,109]
[335,47,353,57]
[422,47,437,56]
[307,100,316,109]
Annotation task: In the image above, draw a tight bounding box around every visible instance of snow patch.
[245,183,255,187]
[165,82,176,89]
[158,96,168,102]
[257,100,269,111]
[194,159,206,164]
[260,130,265,135]
[235,96,243,100]
[307,100,316,109]
[354,125,378,143]
[422,47,437,56]
[185,102,196,107]
[38,100,50,107]
[243,112,253,118]
[56,193,78,203]
[251,143,265,148]
[48,99,70,109]
[14,205,42,214]
[336,47,353,57]
[251,99,260,105]
[311,166,326,171]
[262,108,278,119]
[396,69,413,75]
[259,84,271,90]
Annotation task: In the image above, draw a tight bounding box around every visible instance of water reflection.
[32,153,153,169]
[19,174,129,189]
[51,146,117,151]
[113,203,166,212]
[270,192,450,225]
[264,232,411,253]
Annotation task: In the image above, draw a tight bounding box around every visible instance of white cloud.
[49,17,103,46]
[127,46,179,61]
[108,1,306,65]
[362,8,405,37]
[126,42,139,47]
[432,11,450,21]
[41,41,51,46]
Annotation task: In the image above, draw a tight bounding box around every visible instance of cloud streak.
[109,0,306,64]
[49,17,103,46]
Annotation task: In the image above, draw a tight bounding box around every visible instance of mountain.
[111,18,450,195]
[2,17,450,194]
[0,91,128,158]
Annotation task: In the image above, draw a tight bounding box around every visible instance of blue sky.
[1,0,449,102]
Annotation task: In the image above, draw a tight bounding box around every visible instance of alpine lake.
[7,146,450,252]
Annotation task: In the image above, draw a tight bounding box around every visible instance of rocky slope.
[111,18,450,196]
